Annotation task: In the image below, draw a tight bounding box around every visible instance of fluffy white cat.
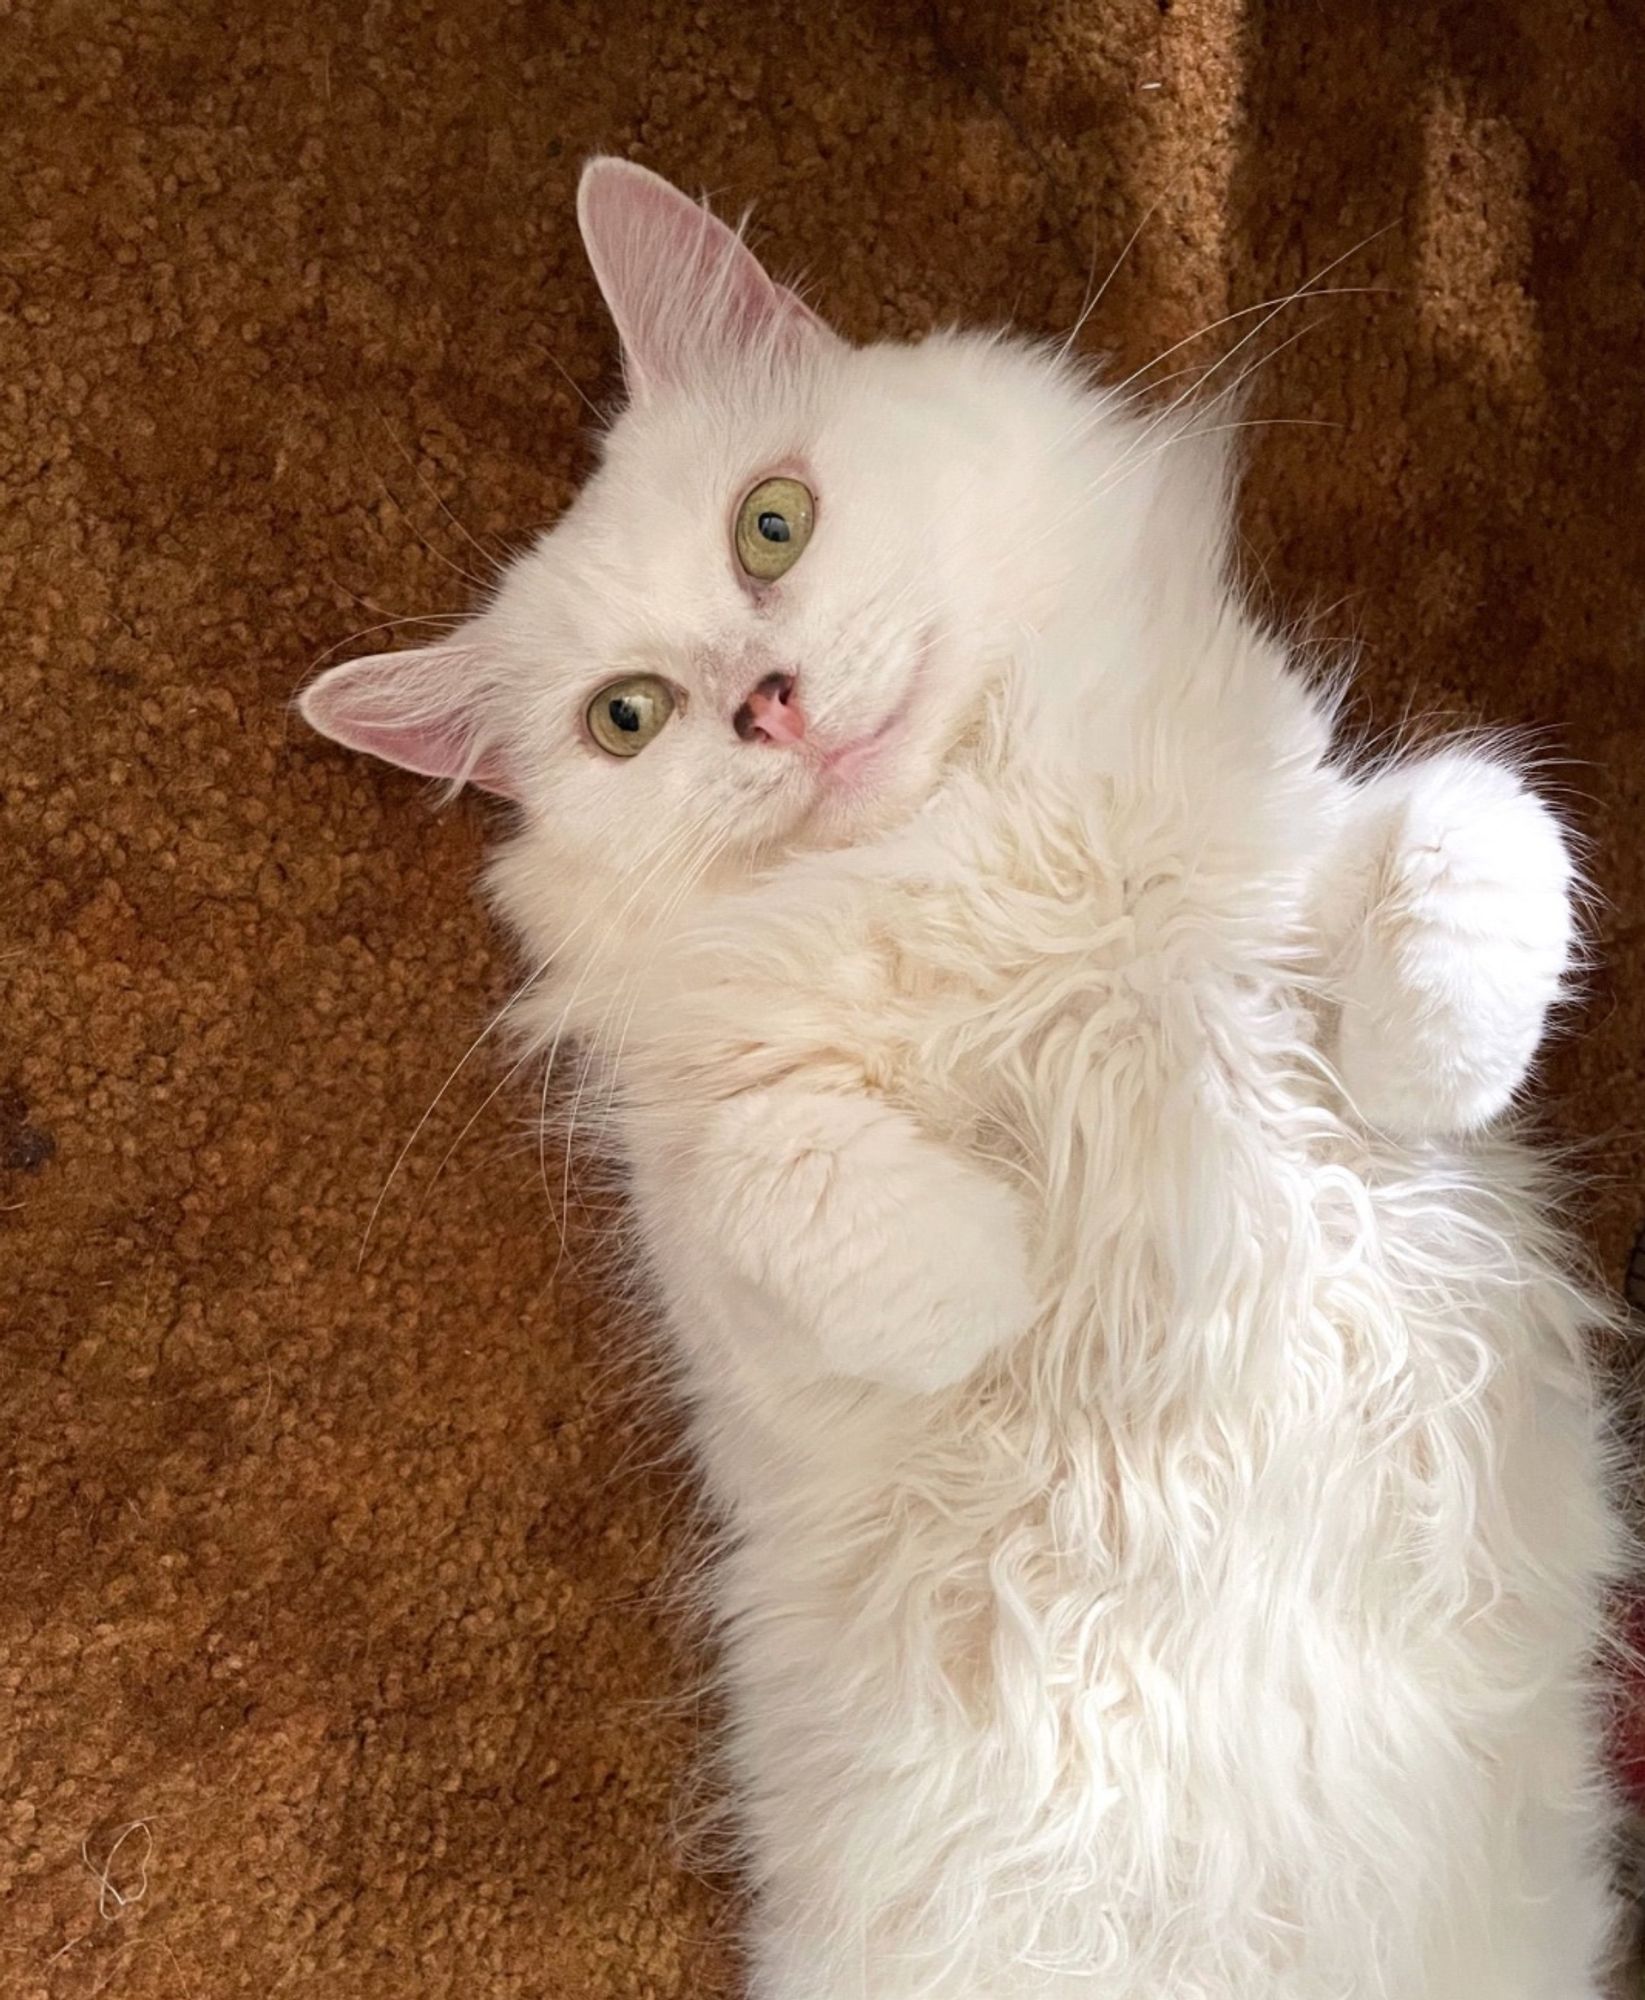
[301,159,1623,1998]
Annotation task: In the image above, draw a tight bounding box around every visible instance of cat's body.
[303,161,1622,1996]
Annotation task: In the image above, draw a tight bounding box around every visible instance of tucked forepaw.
[703,1092,1036,1394]
[1334,753,1575,1138]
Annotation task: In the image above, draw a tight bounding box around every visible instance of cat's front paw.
[701,1092,1036,1394]
[1334,753,1575,1138]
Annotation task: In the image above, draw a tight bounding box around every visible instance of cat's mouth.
[807,631,933,794]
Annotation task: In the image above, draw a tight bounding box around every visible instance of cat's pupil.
[757,511,791,544]
[609,696,641,733]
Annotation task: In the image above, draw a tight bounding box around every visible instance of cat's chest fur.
[639,764,1325,1262]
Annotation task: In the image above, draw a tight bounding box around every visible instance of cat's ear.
[298,645,518,799]
[576,156,833,396]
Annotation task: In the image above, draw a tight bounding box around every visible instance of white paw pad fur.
[703,1092,1036,1393]
[1335,755,1574,1138]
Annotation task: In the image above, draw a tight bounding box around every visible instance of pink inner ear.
[576,156,829,394]
[299,647,518,800]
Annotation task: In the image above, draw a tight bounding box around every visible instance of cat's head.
[300,159,1106,904]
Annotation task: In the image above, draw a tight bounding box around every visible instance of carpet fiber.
[5,2,1644,1993]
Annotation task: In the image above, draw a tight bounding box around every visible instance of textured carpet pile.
[4,3,1644,1994]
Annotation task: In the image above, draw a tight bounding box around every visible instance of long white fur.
[302,160,1623,1998]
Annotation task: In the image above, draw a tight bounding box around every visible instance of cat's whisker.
[304,608,467,678]
[405,1040,544,1236]
[370,807,704,1262]
[373,406,508,582]
[539,1021,570,1265]
[375,486,496,595]
[357,951,556,1265]
[1056,176,1184,365]
[525,804,729,1270]
[1079,233,1392,506]
[977,285,1390,551]
[545,347,610,427]
[1082,410,1344,519]
[558,806,737,1177]
[586,815,742,1157]
[1076,308,1346,518]
[1105,268,1395,408]
[961,285,1386,593]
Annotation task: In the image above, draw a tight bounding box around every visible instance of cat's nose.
[734,672,806,746]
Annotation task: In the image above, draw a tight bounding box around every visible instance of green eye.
[735,476,815,581]
[586,674,676,757]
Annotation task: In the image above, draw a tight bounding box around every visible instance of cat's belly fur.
[621,807,1618,1998]
[642,1200,1613,1999]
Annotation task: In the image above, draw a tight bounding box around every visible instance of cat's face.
[469,339,1040,873]
[301,159,1088,895]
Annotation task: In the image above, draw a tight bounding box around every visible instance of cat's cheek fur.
[689,1090,1037,1395]
[1332,752,1576,1139]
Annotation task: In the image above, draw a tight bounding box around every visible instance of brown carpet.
[5,1,1644,1993]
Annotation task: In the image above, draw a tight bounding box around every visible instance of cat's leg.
[685,1089,1035,1394]
[1324,751,1575,1138]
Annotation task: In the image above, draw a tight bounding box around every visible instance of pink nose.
[734,672,805,746]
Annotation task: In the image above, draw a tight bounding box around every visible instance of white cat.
[301,159,1623,1998]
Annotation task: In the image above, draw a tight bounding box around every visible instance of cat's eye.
[735,476,815,582]
[586,674,677,757]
